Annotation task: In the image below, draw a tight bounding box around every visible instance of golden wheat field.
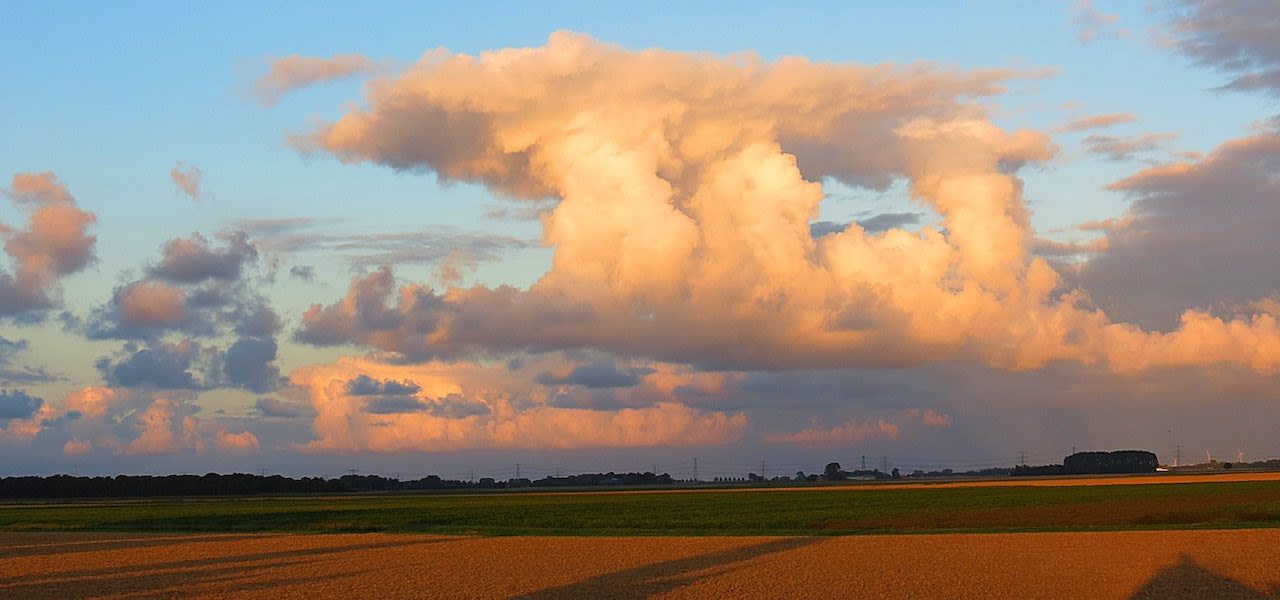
[3,529,1279,599]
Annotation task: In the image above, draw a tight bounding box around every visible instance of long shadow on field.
[0,535,455,598]
[0,533,267,558]
[1129,556,1280,600]
[514,537,821,600]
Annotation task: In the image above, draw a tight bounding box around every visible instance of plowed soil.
[4,529,1279,599]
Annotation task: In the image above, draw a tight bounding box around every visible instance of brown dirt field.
[3,530,1279,599]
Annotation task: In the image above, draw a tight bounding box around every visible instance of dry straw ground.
[3,529,1280,599]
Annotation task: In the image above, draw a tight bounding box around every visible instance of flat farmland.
[4,472,1280,536]
[4,529,1280,599]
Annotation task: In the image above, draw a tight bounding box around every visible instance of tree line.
[0,471,675,499]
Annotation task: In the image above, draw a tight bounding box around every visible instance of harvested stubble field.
[6,473,1280,598]
[4,472,1280,536]
[3,529,1280,599]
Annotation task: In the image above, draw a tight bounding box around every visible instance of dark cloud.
[150,232,256,283]
[97,342,204,389]
[346,374,421,396]
[96,335,282,393]
[255,397,308,419]
[430,393,491,418]
[1163,0,1280,95]
[537,360,653,389]
[1080,131,1280,330]
[857,212,924,233]
[83,232,280,343]
[288,265,315,281]
[221,337,281,393]
[808,221,848,238]
[0,388,43,420]
[365,396,426,414]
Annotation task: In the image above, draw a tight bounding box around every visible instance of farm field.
[4,472,1280,536]
[3,529,1280,599]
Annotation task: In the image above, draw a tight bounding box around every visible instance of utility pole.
[693,457,698,482]
[760,460,768,479]
[1175,445,1182,467]
[861,455,867,470]
[882,456,888,472]
[1019,451,1026,466]
[515,463,521,479]
[468,469,474,483]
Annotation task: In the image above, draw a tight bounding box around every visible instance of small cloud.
[1083,133,1177,161]
[1056,113,1137,133]
[170,162,202,201]
[255,396,306,419]
[215,429,259,453]
[1072,0,1124,43]
[346,375,421,396]
[253,54,383,106]
[289,265,316,281]
[536,360,653,389]
[765,418,900,447]
[904,408,951,428]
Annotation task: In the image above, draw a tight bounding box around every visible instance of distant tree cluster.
[0,471,677,499]
[1011,450,1159,477]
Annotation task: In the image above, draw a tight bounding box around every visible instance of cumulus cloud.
[215,429,259,453]
[253,54,383,106]
[84,232,272,341]
[282,33,1280,377]
[78,230,284,393]
[1083,133,1178,161]
[1,172,97,320]
[0,389,43,420]
[536,360,654,389]
[291,357,746,452]
[1162,0,1280,95]
[122,396,203,455]
[170,162,202,201]
[765,418,901,447]
[150,232,256,283]
[1056,113,1137,132]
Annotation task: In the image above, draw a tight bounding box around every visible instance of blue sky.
[3,1,1280,477]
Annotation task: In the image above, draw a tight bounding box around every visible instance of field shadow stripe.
[513,537,821,599]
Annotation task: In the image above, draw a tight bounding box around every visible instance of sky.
[2,0,1280,479]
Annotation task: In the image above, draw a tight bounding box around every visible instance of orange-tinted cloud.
[119,281,187,327]
[290,357,746,453]
[1,172,97,318]
[122,396,203,455]
[215,429,259,453]
[765,418,901,447]
[1057,113,1136,132]
[170,162,202,201]
[254,54,382,106]
[286,33,1280,382]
